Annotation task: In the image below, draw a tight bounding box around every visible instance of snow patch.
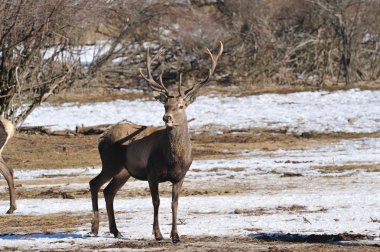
[23,89,380,134]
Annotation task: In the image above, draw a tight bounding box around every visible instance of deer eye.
[179,105,184,109]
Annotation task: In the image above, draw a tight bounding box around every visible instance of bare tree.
[0,0,102,124]
[1,0,379,122]
[84,0,227,91]
[210,0,380,86]
[307,0,366,85]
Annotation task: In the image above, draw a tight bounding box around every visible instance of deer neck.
[166,122,191,166]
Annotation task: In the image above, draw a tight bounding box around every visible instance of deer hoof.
[171,234,180,244]
[172,237,180,244]
[6,206,16,214]
[113,231,123,238]
[91,219,99,235]
[91,227,99,236]
[90,231,98,237]
[155,235,164,241]
[90,225,98,236]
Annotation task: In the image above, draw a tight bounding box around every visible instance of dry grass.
[0,126,379,251]
[48,82,380,105]
[71,235,380,252]
[4,133,99,170]
[0,177,248,200]
[3,128,379,170]
[48,87,149,105]
[233,205,328,217]
[0,212,91,234]
[315,164,380,173]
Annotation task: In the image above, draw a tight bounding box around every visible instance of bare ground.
[0,211,378,252]
[4,128,380,170]
[42,236,380,252]
[48,82,380,105]
[1,122,380,250]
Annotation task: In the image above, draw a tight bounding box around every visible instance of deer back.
[99,123,165,149]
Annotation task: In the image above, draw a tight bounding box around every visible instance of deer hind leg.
[103,169,130,238]
[170,178,184,243]
[0,159,16,214]
[89,170,116,235]
[148,179,163,241]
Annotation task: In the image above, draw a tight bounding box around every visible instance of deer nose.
[163,114,172,123]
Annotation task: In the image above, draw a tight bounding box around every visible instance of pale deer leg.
[170,178,184,243]
[89,171,114,235]
[0,159,16,214]
[148,179,163,241]
[104,169,130,238]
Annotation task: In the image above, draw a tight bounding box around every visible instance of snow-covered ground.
[11,137,380,181]
[1,176,379,250]
[23,89,380,134]
[1,89,380,250]
[44,40,158,67]
[0,135,379,250]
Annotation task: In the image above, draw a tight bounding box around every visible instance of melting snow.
[1,89,380,250]
[23,89,380,134]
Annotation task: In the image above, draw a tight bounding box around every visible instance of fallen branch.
[75,124,112,135]
[18,126,53,135]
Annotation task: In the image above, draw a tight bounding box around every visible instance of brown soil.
[4,128,379,170]
[1,123,379,251]
[5,132,100,169]
[49,82,380,105]
[0,208,378,252]
[315,164,380,173]
[71,235,380,252]
[0,212,91,234]
[49,87,149,105]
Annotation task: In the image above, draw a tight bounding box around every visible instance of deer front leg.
[148,179,163,241]
[171,178,184,243]
[0,160,16,214]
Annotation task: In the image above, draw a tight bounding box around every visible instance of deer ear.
[154,92,167,104]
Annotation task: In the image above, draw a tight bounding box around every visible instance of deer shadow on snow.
[250,232,379,247]
[0,233,83,240]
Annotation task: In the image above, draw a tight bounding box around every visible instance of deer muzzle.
[163,114,174,127]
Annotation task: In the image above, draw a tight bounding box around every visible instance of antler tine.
[139,67,167,94]
[151,48,165,64]
[159,72,169,94]
[178,73,183,97]
[184,41,223,98]
[139,47,169,96]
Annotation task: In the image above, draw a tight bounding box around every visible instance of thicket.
[1,0,380,124]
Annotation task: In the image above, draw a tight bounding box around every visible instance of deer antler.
[183,41,223,99]
[178,73,183,97]
[139,48,169,97]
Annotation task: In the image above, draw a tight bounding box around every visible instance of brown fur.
[90,97,192,243]
[0,116,16,214]
[89,42,222,243]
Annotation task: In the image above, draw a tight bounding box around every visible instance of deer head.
[139,42,223,127]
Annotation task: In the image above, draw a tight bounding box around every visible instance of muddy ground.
[0,126,379,251]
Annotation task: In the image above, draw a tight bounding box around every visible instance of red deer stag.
[0,116,16,214]
[90,42,223,243]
